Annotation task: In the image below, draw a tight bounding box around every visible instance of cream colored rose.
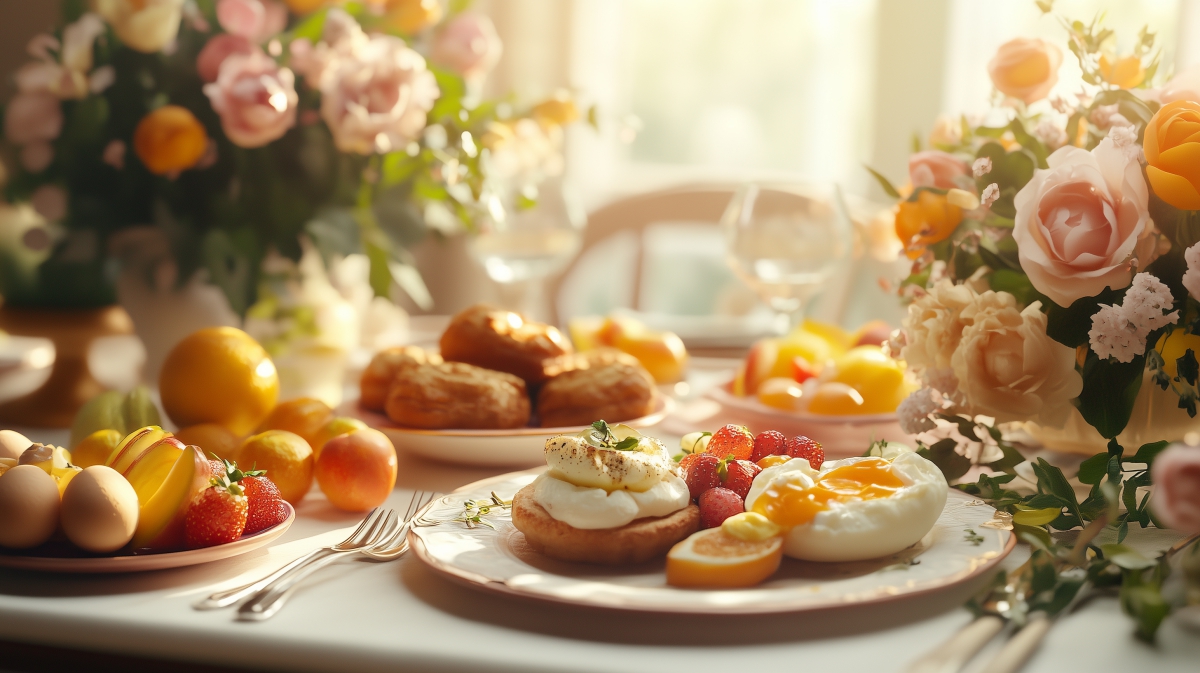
[93,0,184,53]
[951,292,1082,426]
[900,278,975,382]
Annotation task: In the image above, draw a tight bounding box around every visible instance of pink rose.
[1013,138,1153,307]
[1151,444,1200,534]
[1156,65,1200,105]
[319,34,439,154]
[197,33,260,83]
[4,91,63,145]
[216,0,287,43]
[203,52,298,148]
[430,12,502,80]
[909,150,970,191]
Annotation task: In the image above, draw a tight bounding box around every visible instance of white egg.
[0,429,32,461]
[61,466,139,553]
[0,464,61,549]
[745,451,948,562]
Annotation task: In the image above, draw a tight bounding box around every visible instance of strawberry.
[243,475,287,534]
[787,435,825,470]
[705,424,754,461]
[698,488,744,529]
[751,430,787,462]
[721,459,761,500]
[684,453,722,500]
[185,484,247,548]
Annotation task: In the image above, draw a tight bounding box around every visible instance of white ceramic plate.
[350,396,674,468]
[409,471,1015,615]
[706,385,914,457]
[0,502,294,573]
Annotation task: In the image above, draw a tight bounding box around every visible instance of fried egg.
[543,431,676,493]
[744,451,947,562]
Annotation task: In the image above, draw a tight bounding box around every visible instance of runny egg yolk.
[751,458,905,529]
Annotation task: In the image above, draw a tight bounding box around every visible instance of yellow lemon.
[830,346,910,414]
[806,382,866,415]
[757,377,804,411]
[72,429,122,468]
[257,397,333,451]
[159,327,279,437]
[1156,330,1200,379]
[235,430,313,504]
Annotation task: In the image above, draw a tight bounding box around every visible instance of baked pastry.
[513,487,700,564]
[384,361,530,429]
[511,427,698,564]
[537,355,657,427]
[359,346,443,411]
[439,304,572,385]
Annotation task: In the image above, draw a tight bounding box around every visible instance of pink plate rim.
[0,501,295,574]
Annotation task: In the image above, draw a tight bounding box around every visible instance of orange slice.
[666,528,783,588]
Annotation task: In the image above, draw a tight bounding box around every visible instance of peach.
[310,416,368,461]
[315,428,398,512]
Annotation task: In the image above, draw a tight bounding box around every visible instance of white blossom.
[1184,241,1200,301]
[897,388,940,434]
[1124,273,1178,332]
[1089,304,1142,363]
[980,183,1000,207]
[1089,273,1179,363]
[972,157,992,177]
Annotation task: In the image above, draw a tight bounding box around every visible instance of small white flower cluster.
[1183,241,1200,302]
[1089,272,1179,363]
[897,388,941,434]
[972,157,992,177]
[980,183,1000,207]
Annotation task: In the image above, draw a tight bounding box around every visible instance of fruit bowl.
[345,396,674,468]
[706,386,913,458]
[0,501,294,573]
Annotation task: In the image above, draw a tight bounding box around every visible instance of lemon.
[1156,330,1200,379]
[72,429,122,468]
[159,327,279,437]
[235,430,313,504]
[829,346,910,414]
[806,382,867,415]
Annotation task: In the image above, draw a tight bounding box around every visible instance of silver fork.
[236,491,438,622]
[193,507,395,610]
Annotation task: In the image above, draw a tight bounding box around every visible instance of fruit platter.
[407,421,1015,613]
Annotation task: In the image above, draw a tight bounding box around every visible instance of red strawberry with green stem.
[705,424,754,461]
[243,475,288,534]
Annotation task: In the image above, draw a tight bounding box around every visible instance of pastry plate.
[706,385,913,458]
[0,502,294,573]
[409,471,1015,615]
[348,396,674,468]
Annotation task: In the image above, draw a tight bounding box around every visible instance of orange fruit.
[310,416,368,461]
[806,382,866,415]
[159,327,279,437]
[235,430,313,504]
[257,398,333,451]
[174,423,241,461]
[315,428,397,511]
[666,525,784,588]
[72,429,122,468]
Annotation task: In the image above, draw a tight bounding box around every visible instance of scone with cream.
[512,422,699,564]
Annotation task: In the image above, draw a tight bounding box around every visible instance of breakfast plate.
[706,385,913,457]
[0,502,294,573]
[409,471,1015,614]
[347,396,674,468]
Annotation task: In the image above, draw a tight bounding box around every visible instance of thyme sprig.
[454,491,513,529]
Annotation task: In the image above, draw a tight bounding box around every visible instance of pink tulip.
[1151,444,1200,534]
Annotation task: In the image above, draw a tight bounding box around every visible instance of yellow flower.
[1098,54,1145,89]
[1144,100,1200,210]
[383,0,443,34]
[533,91,580,127]
[133,105,208,175]
[894,191,963,259]
[92,0,183,54]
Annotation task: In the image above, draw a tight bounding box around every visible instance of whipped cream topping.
[531,472,691,529]
[543,433,677,493]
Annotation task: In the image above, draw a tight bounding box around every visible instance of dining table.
[2,363,1200,673]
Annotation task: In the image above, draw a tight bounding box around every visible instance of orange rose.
[894,191,963,259]
[1144,100,1200,210]
[533,92,580,127]
[1099,53,1145,89]
[133,105,208,175]
[987,38,1062,104]
[383,0,442,34]
[283,0,327,13]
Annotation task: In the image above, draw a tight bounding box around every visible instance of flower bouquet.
[872,2,1200,640]
[0,0,579,314]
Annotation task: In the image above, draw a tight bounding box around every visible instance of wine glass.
[721,183,852,334]
[466,178,585,320]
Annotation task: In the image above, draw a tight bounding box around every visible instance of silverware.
[193,507,394,611]
[235,491,438,622]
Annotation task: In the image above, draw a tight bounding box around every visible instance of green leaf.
[290,8,329,42]
[1126,440,1169,466]
[1076,352,1145,439]
[911,132,922,153]
[1178,349,1199,385]
[1077,453,1109,485]
[1102,544,1156,570]
[613,437,639,451]
[1122,583,1171,642]
[1014,523,1054,552]
[1005,118,1049,168]
[1044,286,1122,343]
[988,269,1045,308]
[1032,458,1083,526]
[917,438,972,481]
[1012,506,1063,526]
[364,238,394,298]
[864,166,902,199]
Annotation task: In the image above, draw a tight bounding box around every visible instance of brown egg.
[0,429,32,461]
[61,466,139,553]
[0,465,60,549]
